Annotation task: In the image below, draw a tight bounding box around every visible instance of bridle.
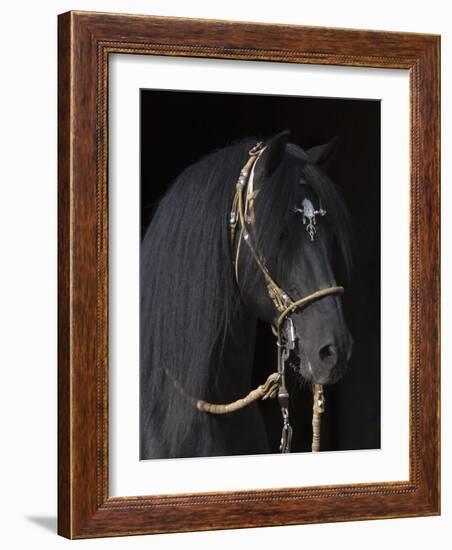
[165,141,345,453]
[228,142,344,452]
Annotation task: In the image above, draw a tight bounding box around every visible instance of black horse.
[140,131,353,459]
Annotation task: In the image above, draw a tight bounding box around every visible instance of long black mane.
[140,138,351,458]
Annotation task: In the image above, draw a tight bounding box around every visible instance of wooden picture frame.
[58,10,440,538]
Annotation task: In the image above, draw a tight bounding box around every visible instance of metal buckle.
[281,318,297,355]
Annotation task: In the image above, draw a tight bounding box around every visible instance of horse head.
[233,131,354,386]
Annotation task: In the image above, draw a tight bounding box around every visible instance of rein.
[165,142,344,453]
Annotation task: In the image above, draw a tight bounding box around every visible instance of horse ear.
[306,137,338,169]
[262,130,290,176]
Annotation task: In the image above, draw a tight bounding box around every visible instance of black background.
[141,89,381,453]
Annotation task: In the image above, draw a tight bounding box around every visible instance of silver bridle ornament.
[294,197,327,241]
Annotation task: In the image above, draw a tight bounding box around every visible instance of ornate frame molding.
[58,11,440,538]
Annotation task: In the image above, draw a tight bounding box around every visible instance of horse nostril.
[318,344,338,366]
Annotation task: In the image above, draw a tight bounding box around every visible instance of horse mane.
[140,137,352,458]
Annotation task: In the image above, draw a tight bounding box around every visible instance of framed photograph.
[58,11,440,538]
